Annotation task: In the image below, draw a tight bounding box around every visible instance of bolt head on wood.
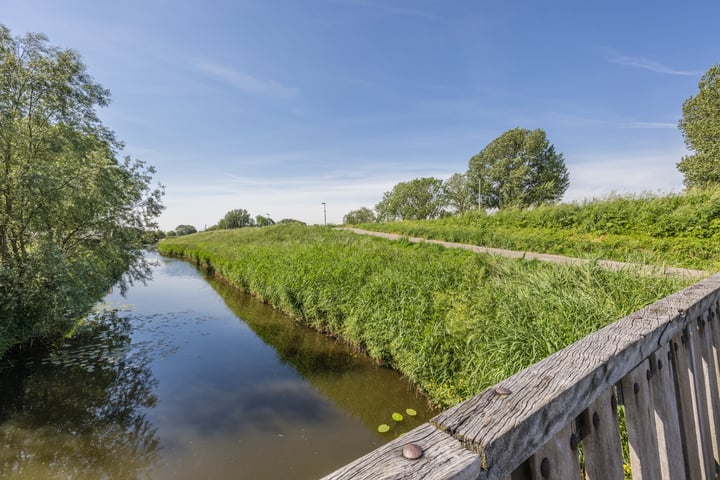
[570,433,579,451]
[592,412,600,429]
[633,382,640,395]
[402,443,423,460]
[540,457,550,477]
[494,386,512,396]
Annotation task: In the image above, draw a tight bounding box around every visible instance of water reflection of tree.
[0,311,160,479]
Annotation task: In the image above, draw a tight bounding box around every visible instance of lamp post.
[321,202,326,226]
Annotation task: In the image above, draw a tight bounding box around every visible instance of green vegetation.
[159,224,688,408]
[375,177,446,221]
[677,64,720,187]
[358,189,720,272]
[0,26,163,358]
[468,127,569,209]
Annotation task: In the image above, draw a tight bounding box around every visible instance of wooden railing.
[322,273,720,479]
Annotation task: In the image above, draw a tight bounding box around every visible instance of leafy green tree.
[0,26,163,355]
[343,207,376,225]
[375,177,445,221]
[174,225,197,236]
[467,128,569,209]
[255,215,275,227]
[443,173,476,214]
[217,208,252,229]
[677,64,720,187]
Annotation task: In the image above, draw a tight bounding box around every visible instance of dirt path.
[337,227,710,280]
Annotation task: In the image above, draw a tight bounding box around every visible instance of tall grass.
[159,224,689,408]
[358,188,720,271]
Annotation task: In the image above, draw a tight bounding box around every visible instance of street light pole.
[321,202,326,226]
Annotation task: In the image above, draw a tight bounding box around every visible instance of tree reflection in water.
[0,310,160,479]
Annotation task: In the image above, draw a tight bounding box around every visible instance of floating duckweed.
[406,408,417,416]
[377,424,390,433]
[392,412,404,422]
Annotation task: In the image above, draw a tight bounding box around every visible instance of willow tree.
[0,26,163,355]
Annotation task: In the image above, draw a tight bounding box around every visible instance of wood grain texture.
[649,348,685,479]
[430,275,720,480]
[319,424,481,480]
[527,423,581,479]
[622,359,663,479]
[581,389,624,480]
[671,329,710,480]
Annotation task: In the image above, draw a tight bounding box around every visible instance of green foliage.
[442,173,476,214]
[0,26,163,357]
[359,189,720,271]
[375,177,445,221]
[216,208,252,229]
[343,207,376,225]
[678,64,720,187]
[159,225,686,408]
[468,128,569,209]
[174,225,197,236]
[255,215,275,227]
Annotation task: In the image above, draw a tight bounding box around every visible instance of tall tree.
[375,177,445,221]
[0,26,163,354]
[442,173,476,214]
[467,128,569,209]
[677,64,720,187]
[217,208,251,229]
[343,207,376,225]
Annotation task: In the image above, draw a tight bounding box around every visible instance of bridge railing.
[322,273,720,480]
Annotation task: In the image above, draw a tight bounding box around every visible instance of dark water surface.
[0,253,437,479]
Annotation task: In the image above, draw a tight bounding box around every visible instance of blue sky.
[3,0,718,229]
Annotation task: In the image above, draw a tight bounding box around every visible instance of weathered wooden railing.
[322,273,720,479]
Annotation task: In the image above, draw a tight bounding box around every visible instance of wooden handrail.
[322,274,720,479]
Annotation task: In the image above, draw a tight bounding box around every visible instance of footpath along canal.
[0,252,436,479]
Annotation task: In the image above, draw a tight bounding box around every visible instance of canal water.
[0,253,437,479]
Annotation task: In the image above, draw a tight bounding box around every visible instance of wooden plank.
[526,423,580,479]
[671,329,709,480]
[650,347,686,479]
[622,358,663,479]
[319,423,481,480]
[697,312,720,470]
[687,317,718,478]
[430,275,720,480]
[581,389,624,480]
[704,306,720,450]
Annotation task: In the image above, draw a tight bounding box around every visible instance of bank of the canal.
[0,253,436,479]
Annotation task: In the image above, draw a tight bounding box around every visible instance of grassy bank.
[159,225,689,408]
[358,188,720,271]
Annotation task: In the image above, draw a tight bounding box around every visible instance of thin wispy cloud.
[610,56,702,76]
[195,61,300,98]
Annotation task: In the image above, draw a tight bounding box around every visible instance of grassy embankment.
[359,188,720,272]
[159,224,689,408]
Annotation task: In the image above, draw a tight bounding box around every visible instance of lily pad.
[392,412,404,422]
[406,408,417,416]
[377,424,390,433]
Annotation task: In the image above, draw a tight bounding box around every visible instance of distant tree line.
[344,127,570,224]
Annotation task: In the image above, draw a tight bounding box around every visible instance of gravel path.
[338,227,710,280]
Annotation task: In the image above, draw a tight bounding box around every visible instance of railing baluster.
[622,358,663,479]
[671,329,708,480]
[581,389,624,480]
[527,423,581,479]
